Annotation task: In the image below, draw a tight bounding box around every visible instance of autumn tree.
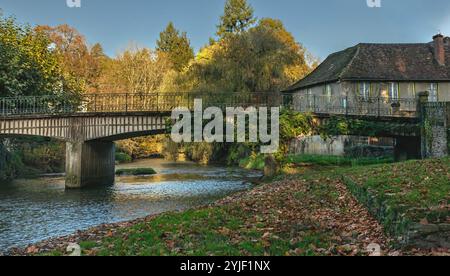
[216,0,256,38]
[0,16,79,97]
[110,44,171,93]
[156,22,194,72]
[35,24,106,93]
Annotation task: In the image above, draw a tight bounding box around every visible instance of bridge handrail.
[287,94,419,118]
[0,92,282,117]
[0,92,422,118]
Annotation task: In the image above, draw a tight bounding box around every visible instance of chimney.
[433,34,445,66]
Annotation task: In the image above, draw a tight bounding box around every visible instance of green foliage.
[189,18,312,93]
[277,110,315,159]
[226,143,254,166]
[156,22,194,72]
[285,154,394,167]
[320,116,419,138]
[184,142,226,165]
[0,16,80,98]
[239,153,265,170]
[115,152,132,164]
[217,0,256,38]
[0,143,24,182]
[12,137,65,174]
[115,168,156,176]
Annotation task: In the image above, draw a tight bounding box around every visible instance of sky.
[1,0,450,59]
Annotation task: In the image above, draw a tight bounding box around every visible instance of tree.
[35,24,106,93]
[187,18,314,93]
[110,44,171,93]
[0,16,68,97]
[217,0,256,38]
[156,22,194,72]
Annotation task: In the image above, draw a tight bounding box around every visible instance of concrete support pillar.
[65,140,115,189]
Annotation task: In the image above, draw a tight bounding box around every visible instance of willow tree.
[188,18,314,93]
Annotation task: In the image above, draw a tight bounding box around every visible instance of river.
[0,159,261,252]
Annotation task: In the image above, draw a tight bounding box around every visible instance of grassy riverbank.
[16,157,448,256]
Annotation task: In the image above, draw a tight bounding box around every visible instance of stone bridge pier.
[65,141,116,189]
[0,113,168,189]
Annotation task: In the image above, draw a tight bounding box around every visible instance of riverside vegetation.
[13,157,448,256]
[0,0,318,181]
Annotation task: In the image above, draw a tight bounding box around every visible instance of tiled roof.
[285,38,450,92]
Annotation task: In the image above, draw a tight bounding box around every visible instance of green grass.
[239,154,393,171]
[115,168,157,176]
[285,154,394,167]
[53,207,330,256]
[36,157,449,256]
[341,158,450,237]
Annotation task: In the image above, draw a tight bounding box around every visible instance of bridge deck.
[0,92,422,120]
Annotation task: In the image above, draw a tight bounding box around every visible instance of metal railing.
[0,92,421,118]
[287,94,419,118]
[0,92,282,117]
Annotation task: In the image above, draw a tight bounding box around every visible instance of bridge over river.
[0,92,448,188]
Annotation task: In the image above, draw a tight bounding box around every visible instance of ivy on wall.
[319,116,420,139]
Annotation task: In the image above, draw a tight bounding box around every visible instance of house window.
[307,88,313,107]
[388,82,399,100]
[359,82,370,99]
[430,83,438,102]
[324,84,332,103]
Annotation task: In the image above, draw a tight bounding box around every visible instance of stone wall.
[343,175,450,249]
[422,102,449,158]
[289,135,393,157]
[408,223,450,249]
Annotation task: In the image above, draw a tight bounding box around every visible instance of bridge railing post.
[345,95,349,115]
[156,93,159,112]
[94,94,97,113]
[377,97,381,117]
[313,95,317,113]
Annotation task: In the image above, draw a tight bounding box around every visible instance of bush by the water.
[0,143,24,182]
[115,168,157,176]
[115,152,132,164]
[19,139,65,173]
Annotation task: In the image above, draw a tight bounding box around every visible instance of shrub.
[116,168,157,176]
[115,152,132,163]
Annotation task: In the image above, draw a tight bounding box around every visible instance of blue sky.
[1,0,450,59]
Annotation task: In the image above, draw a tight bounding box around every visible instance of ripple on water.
[0,159,259,251]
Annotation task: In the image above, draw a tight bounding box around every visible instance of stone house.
[284,34,450,157]
[284,34,450,106]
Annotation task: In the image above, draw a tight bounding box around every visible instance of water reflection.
[0,159,260,251]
